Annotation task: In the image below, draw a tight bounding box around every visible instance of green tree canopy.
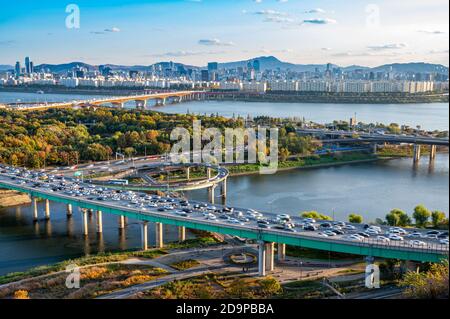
[413,205,431,228]
[348,214,363,224]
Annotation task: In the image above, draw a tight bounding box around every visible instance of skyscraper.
[25,57,31,74]
[253,60,261,73]
[15,61,21,76]
[207,62,218,72]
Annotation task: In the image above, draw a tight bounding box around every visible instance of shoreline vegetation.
[1,86,448,104]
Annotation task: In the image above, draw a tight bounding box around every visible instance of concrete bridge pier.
[258,241,267,277]
[32,197,38,222]
[82,209,89,236]
[207,168,212,180]
[186,167,191,181]
[221,178,227,205]
[265,242,275,272]
[119,215,126,229]
[208,185,216,204]
[135,100,147,110]
[178,226,186,242]
[277,243,286,261]
[429,145,437,163]
[96,210,103,234]
[66,204,73,218]
[141,222,148,251]
[44,199,50,220]
[413,144,421,164]
[372,143,378,154]
[156,222,164,248]
[112,102,125,108]
[155,98,166,107]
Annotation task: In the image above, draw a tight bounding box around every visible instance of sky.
[0,0,448,67]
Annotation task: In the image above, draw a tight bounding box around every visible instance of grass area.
[170,259,200,271]
[0,231,222,286]
[227,152,377,175]
[281,279,330,299]
[166,237,223,250]
[139,272,283,299]
[0,249,167,286]
[0,264,168,299]
[285,246,361,261]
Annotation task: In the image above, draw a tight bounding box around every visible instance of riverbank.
[208,91,449,104]
[0,190,30,208]
[225,153,381,177]
[2,86,448,104]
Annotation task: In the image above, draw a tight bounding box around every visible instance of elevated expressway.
[298,129,449,164]
[91,162,229,203]
[0,172,447,277]
[5,91,206,111]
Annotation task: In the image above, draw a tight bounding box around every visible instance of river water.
[0,91,448,275]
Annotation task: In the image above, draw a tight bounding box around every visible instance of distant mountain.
[7,57,448,75]
[370,62,448,74]
[218,56,336,72]
[34,62,96,73]
[0,65,13,71]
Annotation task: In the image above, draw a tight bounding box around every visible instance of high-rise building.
[201,70,209,82]
[29,61,34,74]
[25,57,31,74]
[15,61,21,76]
[253,60,261,73]
[207,62,218,72]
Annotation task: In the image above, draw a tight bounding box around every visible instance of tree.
[348,214,363,224]
[279,147,290,162]
[413,205,431,228]
[400,261,449,299]
[301,211,333,221]
[386,209,411,227]
[431,211,446,228]
[259,277,282,296]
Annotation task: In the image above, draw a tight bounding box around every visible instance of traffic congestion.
[0,164,448,252]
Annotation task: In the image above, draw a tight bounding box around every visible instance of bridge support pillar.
[372,143,378,154]
[44,199,50,220]
[277,243,286,262]
[208,186,216,204]
[221,178,227,201]
[141,222,148,251]
[207,168,212,179]
[82,209,88,236]
[119,215,126,229]
[258,241,267,277]
[429,145,437,163]
[111,102,125,108]
[413,144,421,164]
[97,211,103,234]
[135,100,147,110]
[156,222,164,248]
[186,167,190,181]
[32,197,38,222]
[178,226,186,242]
[265,242,275,272]
[67,204,73,218]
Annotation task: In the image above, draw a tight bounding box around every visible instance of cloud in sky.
[304,8,326,14]
[104,27,121,33]
[0,40,15,46]
[198,39,235,46]
[302,18,337,25]
[149,50,225,58]
[367,43,407,51]
[418,30,446,35]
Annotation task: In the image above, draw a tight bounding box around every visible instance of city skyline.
[0,0,449,67]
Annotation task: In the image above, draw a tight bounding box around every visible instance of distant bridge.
[6,91,206,111]
[298,129,449,165]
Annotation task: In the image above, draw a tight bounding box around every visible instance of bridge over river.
[0,167,447,277]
